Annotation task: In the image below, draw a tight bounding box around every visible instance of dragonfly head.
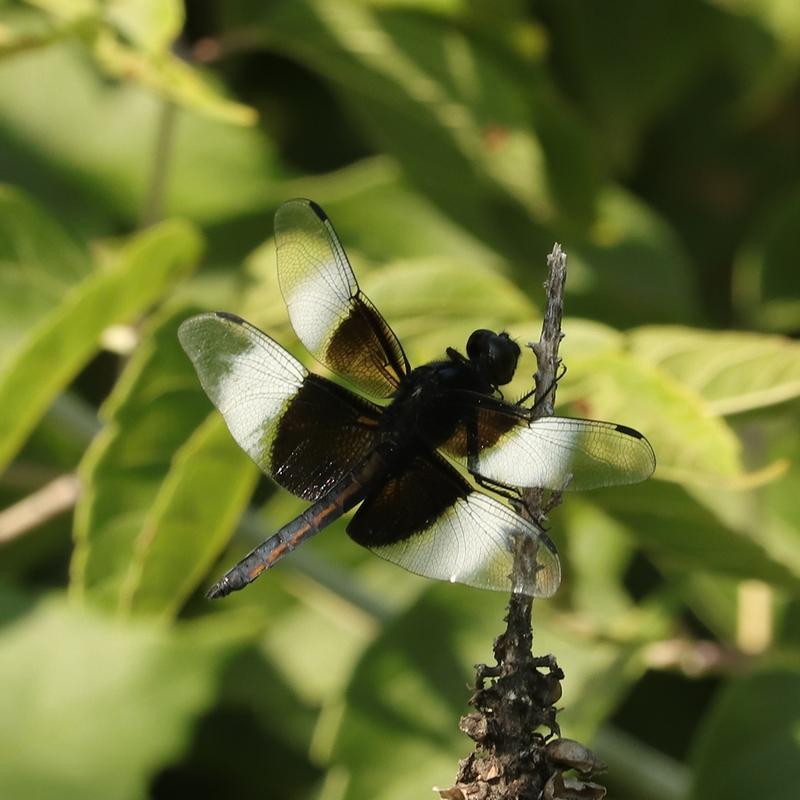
[466,329,520,388]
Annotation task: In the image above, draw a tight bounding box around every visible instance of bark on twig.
[439,245,606,800]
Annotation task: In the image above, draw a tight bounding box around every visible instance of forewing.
[442,399,656,491]
[178,312,381,501]
[347,454,560,597]
[274,198,410,398]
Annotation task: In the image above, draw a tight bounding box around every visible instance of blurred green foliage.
[1,0,800,798]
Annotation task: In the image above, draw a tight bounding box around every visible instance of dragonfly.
[179,199,655,599]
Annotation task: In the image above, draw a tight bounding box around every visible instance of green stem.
[141,100,177,227]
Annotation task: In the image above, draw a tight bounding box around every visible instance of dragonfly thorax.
[380,357,495,451]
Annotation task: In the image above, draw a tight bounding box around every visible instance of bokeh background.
[2,1,800,798]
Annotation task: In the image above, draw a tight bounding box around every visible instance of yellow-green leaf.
[93,29,257,127]
[119,414,258,617]
[72,307,258,618]
[105,0,184,54]
[629,326,800,415]
[0,186,202,471]
[564,351,745,488]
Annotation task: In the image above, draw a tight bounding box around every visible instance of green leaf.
[0,184,90,356]
[560,330,800,600]
[0,187,201,471]
[93,30,257,127]
[119,414,258,616]
[594,480,800,592]
[354,0,466,12]
[19,0,255,125]
[563,350,745,488]
[71,307,210,608]
[255,560,381,707]
[104,0,184,54]
[689,665,800,800]
[566,187,699,327]
[257,0,598,263]
[0,43,278,228]
[72,307,258,618]
[280,157,502,265]
[23,0,99,24]
[366,257,535,323]
[26,0,184,53]
[630,326,800,415]
[0,589,259,800]
[365,257,537,364]
[757,409,800,599]
[0,8,74,58]
[563,500,637,624]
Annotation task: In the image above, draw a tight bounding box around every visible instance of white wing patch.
[178,313,306,469]
[472,417,656,491]
[275,200,357,358]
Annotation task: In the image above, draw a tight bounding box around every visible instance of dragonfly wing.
[348,453,560,597]
[179,312,381,501]
[275,198,410,398]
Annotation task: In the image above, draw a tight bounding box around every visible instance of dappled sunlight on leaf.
[72,307,258,618]
[630,326,800,415]
[2,1,800,796]
[0,190,201,471]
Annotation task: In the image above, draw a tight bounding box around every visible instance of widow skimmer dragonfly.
[179,199,655,599]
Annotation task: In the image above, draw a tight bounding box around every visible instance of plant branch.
[0,474,80,543]
[441,244,606,800]
[497,242,567,676]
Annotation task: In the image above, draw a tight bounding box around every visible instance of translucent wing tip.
[614,423,657,481]
[275,197,326,229]
[177,312,211,352]
[177,311,243,356]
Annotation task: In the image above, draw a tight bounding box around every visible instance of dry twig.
[439,245,607,800]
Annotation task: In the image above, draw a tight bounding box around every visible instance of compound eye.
[489,334,520,386]
[467,329,520,386]
[466,329,493,362]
